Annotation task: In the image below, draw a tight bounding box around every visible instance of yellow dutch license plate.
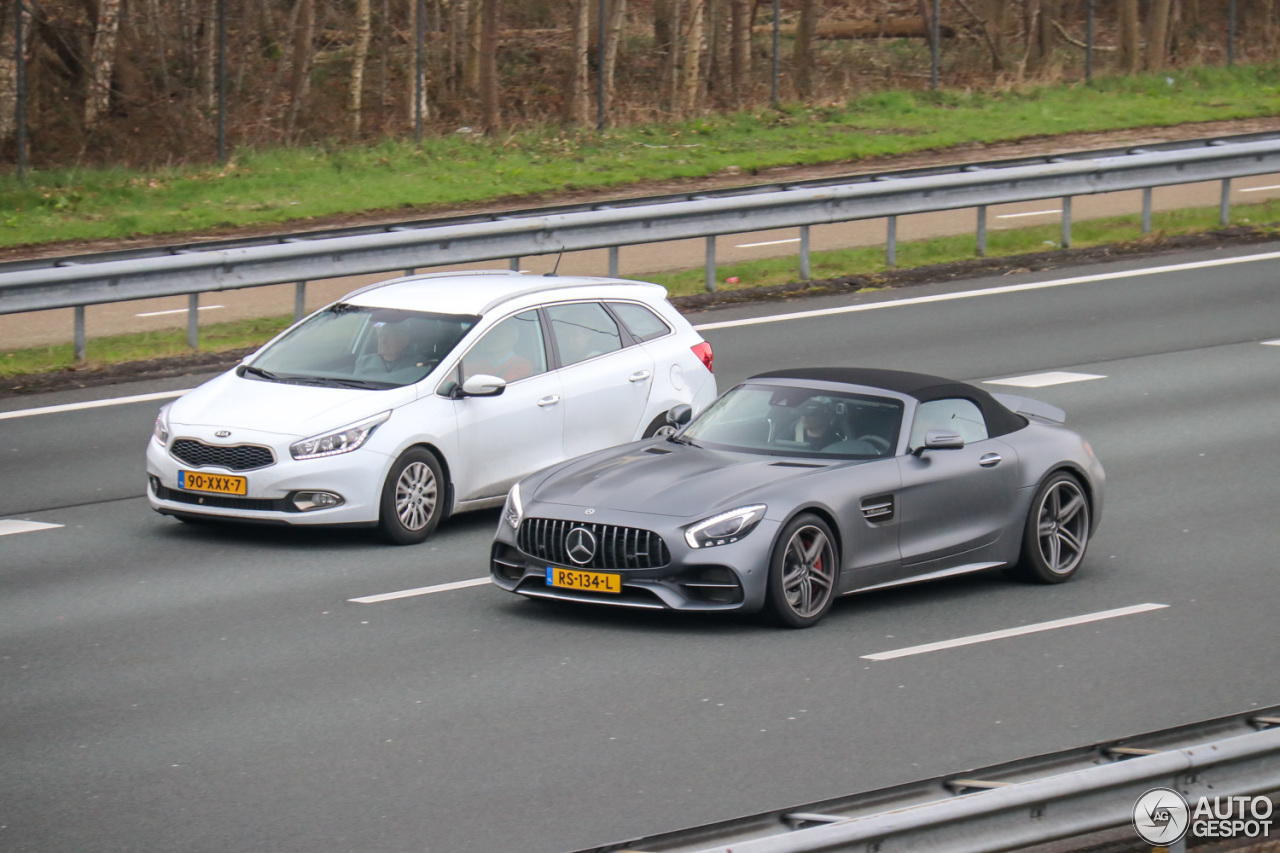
[546,566,622,594]
[178,470,247,496]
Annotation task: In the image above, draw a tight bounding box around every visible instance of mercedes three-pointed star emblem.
[565,527,597,565]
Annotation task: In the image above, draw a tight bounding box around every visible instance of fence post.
[705,236,717,292]
[799,225,811,281]
[976,205,988,257]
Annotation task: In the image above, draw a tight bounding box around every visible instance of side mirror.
[667,404,693,427]
[914,429,965,455]
[459,374,507,398]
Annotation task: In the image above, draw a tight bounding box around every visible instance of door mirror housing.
[667,404,693,427]
[459,374,507,398]
[914,428,965,455]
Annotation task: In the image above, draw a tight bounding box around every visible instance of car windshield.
[680,383,904,459]
[245,304,478,389]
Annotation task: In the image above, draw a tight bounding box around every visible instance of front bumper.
[490,503,779,612]
[145,430,390,527]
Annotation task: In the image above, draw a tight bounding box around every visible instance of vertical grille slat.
[517,517,670,570]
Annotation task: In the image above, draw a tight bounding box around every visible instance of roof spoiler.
[991,393,1066,425]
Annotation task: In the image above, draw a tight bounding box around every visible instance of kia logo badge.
[215,430,231,438]
[565,527,597,565]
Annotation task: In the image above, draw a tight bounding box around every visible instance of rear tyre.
[643,411,679,439]
[379,448,445,545]
[765,514,839,628]
[1009,471,1091,583]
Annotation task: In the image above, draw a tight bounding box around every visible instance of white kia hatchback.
[146,270,717,543]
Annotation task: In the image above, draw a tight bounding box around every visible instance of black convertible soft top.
[749,366,1028,438]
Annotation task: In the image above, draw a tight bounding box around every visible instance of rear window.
[608,302,672,342]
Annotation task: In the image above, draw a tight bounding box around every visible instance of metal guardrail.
[3,133,1280,358]
[574,707,1280,853]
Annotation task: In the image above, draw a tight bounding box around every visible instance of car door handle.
[628,370,652,382]
[979,453,1002,467]
[537,395,561,407]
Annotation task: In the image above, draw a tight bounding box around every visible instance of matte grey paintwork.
[490,376,1104,614]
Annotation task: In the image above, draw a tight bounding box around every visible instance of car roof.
[342,270,668,316]
[749,366,1027,437]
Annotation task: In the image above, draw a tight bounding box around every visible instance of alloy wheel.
[395,461,438,532]
[781,525,836,618]
[1035,478,1089,575]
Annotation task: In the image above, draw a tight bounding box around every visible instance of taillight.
[691,341,714,373]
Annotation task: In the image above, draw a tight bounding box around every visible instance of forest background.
[0,0,1270,170]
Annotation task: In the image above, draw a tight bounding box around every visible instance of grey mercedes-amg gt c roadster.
[491,367,1104,628]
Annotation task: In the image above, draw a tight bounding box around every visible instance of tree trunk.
[793,0,819,97]
[478,0,498,131]
[85,0,123,128]
[729,0,751,106]
[601,0,626,125]
[569,0,589,125]
[1118,0,1141,73]
[1027,0,1059,74]
[0,0,32,142]
[464,0,481,96]
[350,0,372,133]
[681,0,706,116]
[285,0,316,138]
[1145,0,1173,69]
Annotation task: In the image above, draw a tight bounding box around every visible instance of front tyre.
[379,448,445,545]
[642,411,679,439]
[1010,471,1091,583]
[765,514,839,628]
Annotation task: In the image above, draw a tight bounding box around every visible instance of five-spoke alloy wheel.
[1011,471,1091,583]
[766,513,839,628]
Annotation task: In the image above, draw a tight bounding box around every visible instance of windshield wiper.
[239,364,280,382]
[666,433,698,447]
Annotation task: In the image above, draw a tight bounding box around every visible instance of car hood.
[529,440,840,518]
[169,370,418,437]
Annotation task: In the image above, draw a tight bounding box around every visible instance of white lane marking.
[1264,339,1280,346]
[996,209,1062,219]
[984,371,1106,388]
[692,250,1280,331]
[136,305,225,318]
[0,520,64,536]
[1241,184,1280,193]
[0,389,189,422]
[350,577,491,603]
[862,603,1169,661]
[736,238,801,248]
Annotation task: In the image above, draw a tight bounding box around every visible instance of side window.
[460,310,547,383]
[608,301,672,343]
[546,302,624,367]
[910,398,989,448]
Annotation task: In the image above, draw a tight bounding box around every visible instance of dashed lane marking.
[862,603,1169,661]
[984,371,1106,388]
[350,577,491,603]
[0,390,188,421]
[0,520,64,536]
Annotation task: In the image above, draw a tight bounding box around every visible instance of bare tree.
[1145,0,1174,69]
[350,0,372,132]
[729,0,752,105]
[285,0,317,137]
[601,0,627,124]
[793,0,819,96]
[681,0,706,116]
[85,0,122,128]
[1118,0,1141,72]
[478,0,498,131]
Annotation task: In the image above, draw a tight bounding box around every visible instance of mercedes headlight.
[290,411,390,460]
[503,482,524,530]
[685,504,767,549]
[152,405,172,446]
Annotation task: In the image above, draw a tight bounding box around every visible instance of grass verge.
[5,196,1279,381]
[2,65,1280,250]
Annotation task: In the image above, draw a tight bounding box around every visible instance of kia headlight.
[152,405,172,446]
[685,504,767,549]
[503,482,524,530]
[290,412,390,460]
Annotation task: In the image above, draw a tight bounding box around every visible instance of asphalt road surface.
[2,243,1279,852]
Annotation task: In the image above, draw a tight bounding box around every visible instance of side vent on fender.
[860,495,895,523]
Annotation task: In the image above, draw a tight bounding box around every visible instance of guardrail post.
[799,225,811,281]
[976,205,988,257]
[509,257,520,271]
[705,236,717,292]
[1142,187,1153,233]
[1061,197,1073,248]
[187,293,199,350]
[294,281,307,321]
[1220,178,1232,226]
[608,246,619,278]
[886,216,898,268]
[73,306,86,363]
